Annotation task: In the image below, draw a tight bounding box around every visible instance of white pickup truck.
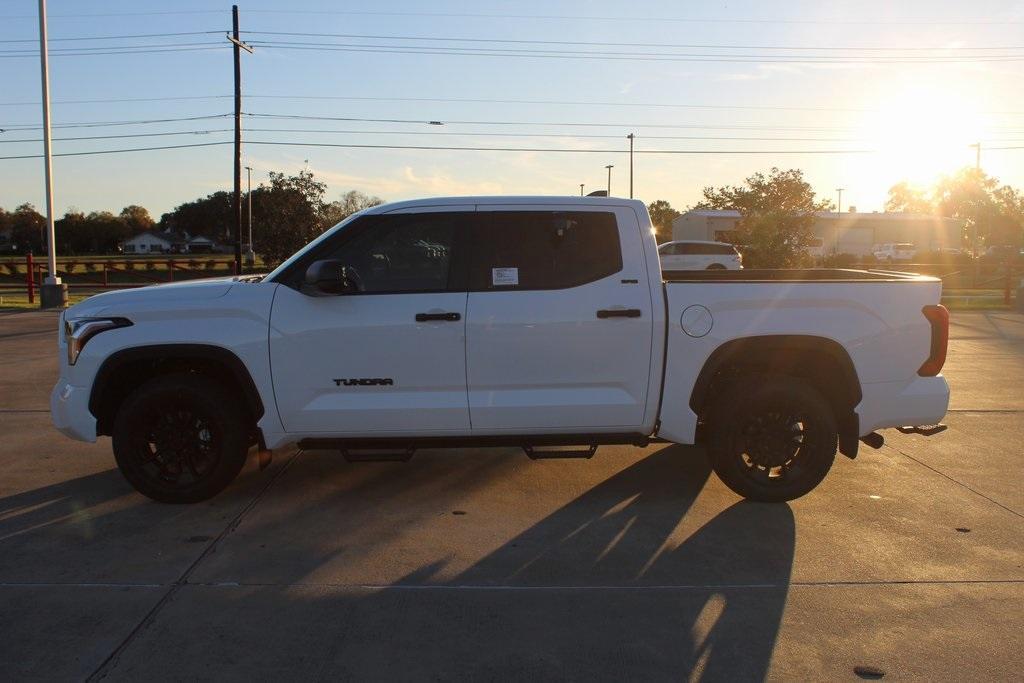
[51,196,950,504]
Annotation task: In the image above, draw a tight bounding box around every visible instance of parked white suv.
[658,240,742,270]
[873,243,917,262]
[52,196,949,504]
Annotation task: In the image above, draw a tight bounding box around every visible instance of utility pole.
[36,0,65,308]
[579,183,584,196]
[244,165,254,266]
[835,187,845,254]
[227,5,253,275]
[605,164,614,196]
[627,133,635,199]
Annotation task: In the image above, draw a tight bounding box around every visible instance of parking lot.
[1,309,1022,681]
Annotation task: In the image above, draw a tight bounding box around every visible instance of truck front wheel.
[112,373,250,503]
[706,377,837,502]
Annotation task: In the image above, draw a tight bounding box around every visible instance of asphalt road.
[1,309,1022,681]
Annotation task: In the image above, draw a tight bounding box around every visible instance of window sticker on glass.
[492,267,519,287]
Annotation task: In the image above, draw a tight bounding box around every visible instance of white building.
[673,209,964,257]
[122,231,174,254]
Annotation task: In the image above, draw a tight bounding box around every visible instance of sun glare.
[860,86,984,185]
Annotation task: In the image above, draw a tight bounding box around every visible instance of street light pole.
[244,165,254,266]
[36,0,65,308]
[836,188,844,215]
[627,133,634,198]
[605,164,614,196]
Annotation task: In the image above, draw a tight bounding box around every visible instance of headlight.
[64,317,132,366]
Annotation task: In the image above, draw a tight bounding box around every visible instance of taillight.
[918,304,949,376]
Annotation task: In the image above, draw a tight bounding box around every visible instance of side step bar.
[523,445,598,460]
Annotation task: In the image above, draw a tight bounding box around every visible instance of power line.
[243,31,1024,52]
[0,45,229,59]
[251,42,1024,64]
[3,93,1022,117]
[0,41,226,54]
[0,31,222,44]
[0,129,233,144]
[241,10,1023,26]
[1,114,231,130]
[0,141,231,160]
[3,138,1022,161]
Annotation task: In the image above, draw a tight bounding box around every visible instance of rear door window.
[472,211,622,290]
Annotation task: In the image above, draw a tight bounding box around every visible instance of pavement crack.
[85,449,302,682]
[886,444,1024,520]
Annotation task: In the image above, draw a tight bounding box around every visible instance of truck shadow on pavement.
[139,445,796,680]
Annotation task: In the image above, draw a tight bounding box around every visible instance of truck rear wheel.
[112,373,250,503]
[706,377,837,502]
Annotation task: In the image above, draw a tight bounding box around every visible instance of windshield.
[263,208,376,282]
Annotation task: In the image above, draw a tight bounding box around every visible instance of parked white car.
[873,243,917,262]
[658,240,742,270]
[52,196,949,504]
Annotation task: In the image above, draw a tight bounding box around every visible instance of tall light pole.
[37,0,65,308]
[627,133,635,198]
[605,164,614,196]
[244,165,254,266]
[579,183,584,196]
[836,188,844,215]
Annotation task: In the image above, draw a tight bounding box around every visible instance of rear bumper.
[856,376,950,436]
[50,380,97,443]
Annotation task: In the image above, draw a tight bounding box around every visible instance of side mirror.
[304,259,361,295]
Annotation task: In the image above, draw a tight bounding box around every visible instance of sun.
[859,85,984,185]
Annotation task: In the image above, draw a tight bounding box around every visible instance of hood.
[66,277,236,317]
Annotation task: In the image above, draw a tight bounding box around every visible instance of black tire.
[705,376,837,502]
[706,263,727,270]
[112,373,250,503]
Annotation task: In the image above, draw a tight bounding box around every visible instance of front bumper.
[50,379,97,443]
[857,375,950,436]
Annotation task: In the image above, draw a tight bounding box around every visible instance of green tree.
[646,200,680,244]
[10,203,45,254]
[693,168,831,268]
[158,191,233,240]
[119,204,155,234]
[250,170,329,266]
[885,169,1024,249]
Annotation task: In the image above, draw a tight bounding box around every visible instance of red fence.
[0,254,238,304]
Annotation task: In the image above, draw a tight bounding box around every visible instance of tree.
[322,190,384,228]
[10,203,45,254]
[885,182,934,214]
[119,205,155,234]
[158,191,233,239]
[693,168,831,268]
[250,170,330,266]
[885,168,1024,249]
[647,200,680,244]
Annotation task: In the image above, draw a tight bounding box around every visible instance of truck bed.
[663,268,937,283]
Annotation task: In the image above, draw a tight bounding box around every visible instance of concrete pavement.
[0,309,1021,681]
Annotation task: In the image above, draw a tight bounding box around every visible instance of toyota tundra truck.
[51,196,950,504]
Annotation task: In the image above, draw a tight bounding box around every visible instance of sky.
[2,0,1023,220]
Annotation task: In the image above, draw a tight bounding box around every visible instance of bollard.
[26,252,34,304]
